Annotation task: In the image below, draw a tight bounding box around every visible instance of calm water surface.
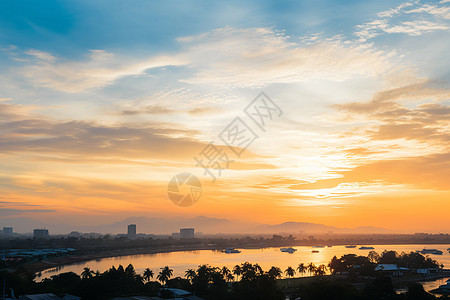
[39,244,450,289]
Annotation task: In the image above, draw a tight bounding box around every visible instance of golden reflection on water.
[40,244,450,280]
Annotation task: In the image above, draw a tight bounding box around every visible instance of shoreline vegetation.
[3,236,450,299]
[11,241,450,275]
[1,234,447,275]
[25,244,218,274]
[2,250,449,299]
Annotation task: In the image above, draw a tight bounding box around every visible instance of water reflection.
[39,244,450,284]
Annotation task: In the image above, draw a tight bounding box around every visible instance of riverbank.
[23,244,219,274]
[20,243,450,277]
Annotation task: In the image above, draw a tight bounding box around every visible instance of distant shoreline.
[24,244,219,274]
[24,242,450,276]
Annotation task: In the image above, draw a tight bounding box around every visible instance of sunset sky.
[0,0,449,233]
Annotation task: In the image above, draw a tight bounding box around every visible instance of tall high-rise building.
[180,228,194,239]
[33,228,49,239]
[127,224,137,239]
[2,227,13,237]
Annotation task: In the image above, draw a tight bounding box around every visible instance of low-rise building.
[33,229,49,239]
[375,264,409,277]
[3,227,13,237]
[180,228,194,239]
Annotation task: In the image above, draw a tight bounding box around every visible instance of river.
[38,244,450,291]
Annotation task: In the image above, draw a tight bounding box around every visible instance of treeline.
[0,251,445,300]
[328,250,442,277]
[3,233,450,254]
[2,263,284,300]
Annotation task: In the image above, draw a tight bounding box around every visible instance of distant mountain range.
[0,216,390,235]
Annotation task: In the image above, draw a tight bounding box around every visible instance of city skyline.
[0,0,449,232]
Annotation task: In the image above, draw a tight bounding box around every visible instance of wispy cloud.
[21,50,187,93]
[13,27,396,92]
[355,1,450,40]
[177,27,394,87]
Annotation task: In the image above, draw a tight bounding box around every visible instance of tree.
[157,266,173,285]
[254,264,264,276]
[226,273,235,282]
[125,264,136,277]
[328,256,341,274]
[233,265,242,281]
[284,266,295,286]
[221,266,231,277]
[307,263,316,277]
[191,265,217,296]
[297,263,306,277]
[379,250,399,265]
[185,269,196,283]
[143,268,154,282]
[268,266,282,280]
[368,251,380,263]
[241,262,258,281]
[315,264,327,276]
[81,267,94,279]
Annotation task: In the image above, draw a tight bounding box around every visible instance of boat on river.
[345,245,357,248]
[280,247,297,254]
[359,246,375,250]
[312,250,319,253]
[420,249,443,255]
[223,248,241,254]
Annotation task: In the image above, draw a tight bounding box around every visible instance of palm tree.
[185,268,196,283]
[143,268,154,282]
[226,273,235,282]
[254,264,264,275]
[81,267,94,279]
[268,266,282,280]
[315,264,327,276]
[157,266,173,285]
[233,265,242,281]
[284,266,295,286]
[297,263,306,277]
[221,266,231,277]
[307,263,316,277]
[368,251,380,263]
[125,264,136,277]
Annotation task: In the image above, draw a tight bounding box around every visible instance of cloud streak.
[14,27,396,92]
[178,27,394,87]
[21,50,187,93]
[355,1,450,40]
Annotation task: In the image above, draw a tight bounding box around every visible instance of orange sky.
[1,1,450,233]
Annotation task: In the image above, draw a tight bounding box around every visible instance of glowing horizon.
[0,0,449,233]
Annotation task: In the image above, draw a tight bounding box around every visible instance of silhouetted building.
[3,227,13,237]
[180,228,194,239]
[33,228,49,239]
[127,224,136,239]
[171,232,180,238]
